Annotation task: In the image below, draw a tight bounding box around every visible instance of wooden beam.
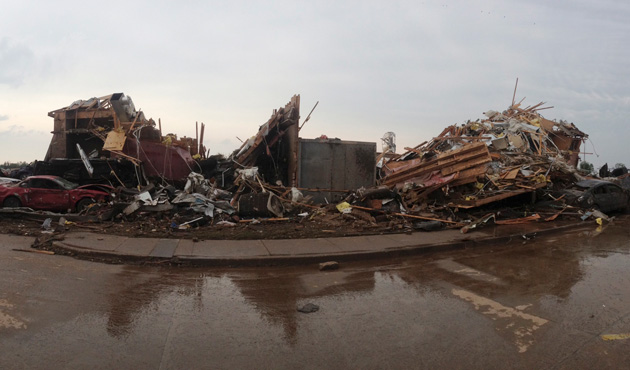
[70,110,117,119]
[199,122,205,158]
[127,110,142,134]
[396,141,427,157]
[383,142,491,186]
[299,100,319,131]
[432,136,492,141]
[351,205,463,225]
[449,182,547,209]
[512,77,519,107]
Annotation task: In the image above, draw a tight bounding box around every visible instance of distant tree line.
[2,161,31,169]
[579,161,628,177]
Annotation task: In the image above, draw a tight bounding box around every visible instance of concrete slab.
[262,238,342,256]
[192,239,270,258]
[61,232,127,252]
[383,230,466,247]
[116,237,159,257]
[148,239,179,258]
[326,235,403,253]
[174,239,195,257]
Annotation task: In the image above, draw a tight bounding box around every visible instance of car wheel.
[76,198,96,212]
[3,196,22,208]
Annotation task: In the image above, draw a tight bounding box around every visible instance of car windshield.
[54,177,79,190]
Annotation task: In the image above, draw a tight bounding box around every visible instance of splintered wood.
[379,97,588,210]
[383,142,491,188]
[234,95,300,168]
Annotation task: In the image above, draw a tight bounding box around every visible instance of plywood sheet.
[102,130,126,151]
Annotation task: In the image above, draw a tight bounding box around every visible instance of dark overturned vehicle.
[554,179,629,213]
[0,175,112,213]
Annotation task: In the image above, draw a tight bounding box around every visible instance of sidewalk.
[49,221,589,266]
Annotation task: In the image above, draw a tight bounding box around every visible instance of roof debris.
[380,99,589,215]
[1,90,627,244]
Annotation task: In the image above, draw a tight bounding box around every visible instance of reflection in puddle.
[435,259,505,285]
[5,221,630,368]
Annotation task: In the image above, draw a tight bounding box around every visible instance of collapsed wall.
[44,93,201,185]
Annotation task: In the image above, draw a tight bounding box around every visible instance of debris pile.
[2,90,627,243]
[379,100,589,219]
[43,93,207,186]
[231,95,300,187]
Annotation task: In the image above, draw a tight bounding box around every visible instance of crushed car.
[553,179,629,213]
[0,177,20,185]
[0,175,112,212]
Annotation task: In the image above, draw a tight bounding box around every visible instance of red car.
[0,175,111,212]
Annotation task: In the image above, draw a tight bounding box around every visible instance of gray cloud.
[0,114,8,121]
[0,124,43,135]
[0,38,35,87]
[0,125,50,162]
[0,1,629,167]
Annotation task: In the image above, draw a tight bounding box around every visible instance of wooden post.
[127,109,141,134]
[512,77,519,107]
[299,101,319,131]
[199,122,205,158]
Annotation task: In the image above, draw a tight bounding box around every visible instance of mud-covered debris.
[461,213,496,234]
[297,303,320,313]
[522,233,537,240]
[41,218,52,233]
[412,220,443,231]
[319,261,339,271]
[32,233,65,249]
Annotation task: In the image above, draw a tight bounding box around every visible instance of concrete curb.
[50,221,592,267]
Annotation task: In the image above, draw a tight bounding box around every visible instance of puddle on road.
[434,259,506,285]
[451,289,548,353]
[3,219,630,368]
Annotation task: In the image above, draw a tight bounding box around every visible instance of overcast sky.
[1,1,628,168]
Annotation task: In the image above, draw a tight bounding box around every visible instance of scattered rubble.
[297,303,320,313]
[1,91,628,243]
[380,100,586,211]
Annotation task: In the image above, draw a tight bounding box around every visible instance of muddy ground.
[0,208,598,242]
[0,213,400,240]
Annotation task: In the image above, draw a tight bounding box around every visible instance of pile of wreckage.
[379,100,587,211]
[1,91,624,236]
[42,93,210,186]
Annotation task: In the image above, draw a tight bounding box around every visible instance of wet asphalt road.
[2,221,630,369]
